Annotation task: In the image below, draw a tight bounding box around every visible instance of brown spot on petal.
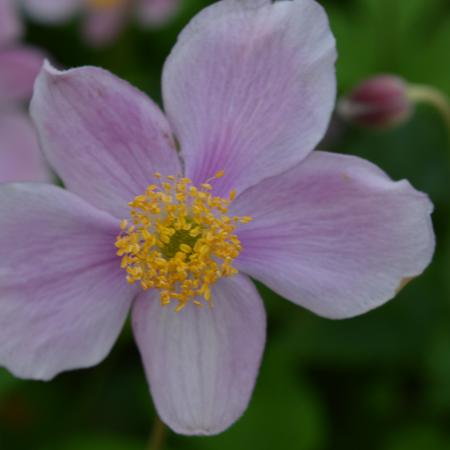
[341,173,352,182]
[396,277,415,294]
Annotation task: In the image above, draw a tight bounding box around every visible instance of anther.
[115,173,251,311]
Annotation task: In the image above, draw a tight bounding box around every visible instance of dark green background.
[1,0,449,449]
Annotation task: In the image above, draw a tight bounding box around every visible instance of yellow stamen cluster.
[87,0,125,10]
[115,173,252,312]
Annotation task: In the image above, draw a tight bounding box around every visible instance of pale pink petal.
[30,61,181,219]
[162,0,336,196]
[137,0,181,26]
[0,47,44,104]
[132,275,266,435]
[0,109,52,183]
[232,151,435,319]
[22,0,80,23]
[0,0,22,44]
[0,183,135,380]
[82,4,127,47]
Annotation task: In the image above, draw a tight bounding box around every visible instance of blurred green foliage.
[1,0,450,449]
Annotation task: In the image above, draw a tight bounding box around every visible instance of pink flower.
[0,0,23,43]
[338,75,412,129]
[0,0,434,436]
[0,109,51,182]
[0,0,51,183]
[22,0,182,46]
[0,46,44,107]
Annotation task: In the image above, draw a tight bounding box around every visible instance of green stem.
[407,84,450,133]
[147,416,167,450]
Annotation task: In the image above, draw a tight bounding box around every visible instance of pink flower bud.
[338,75,412,129]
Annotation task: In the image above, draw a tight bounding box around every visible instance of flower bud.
[338,75,412,129]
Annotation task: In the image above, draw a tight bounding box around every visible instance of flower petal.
[137,0,181,26]
[0,47,44,104]
[0,184,135,380]
[232,151,435,319]
[82,5,127,47]
[132,275,266,435]
[22,0,80,23]
[162,0,336,196]
[0,0,22,44]
[0,109,52,183]
[30,62,181,219]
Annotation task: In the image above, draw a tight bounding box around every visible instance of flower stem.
[147,416,167,450]
[407,84,450,132]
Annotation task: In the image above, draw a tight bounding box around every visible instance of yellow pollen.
[86,0,125,10]
[115,172,251,311]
